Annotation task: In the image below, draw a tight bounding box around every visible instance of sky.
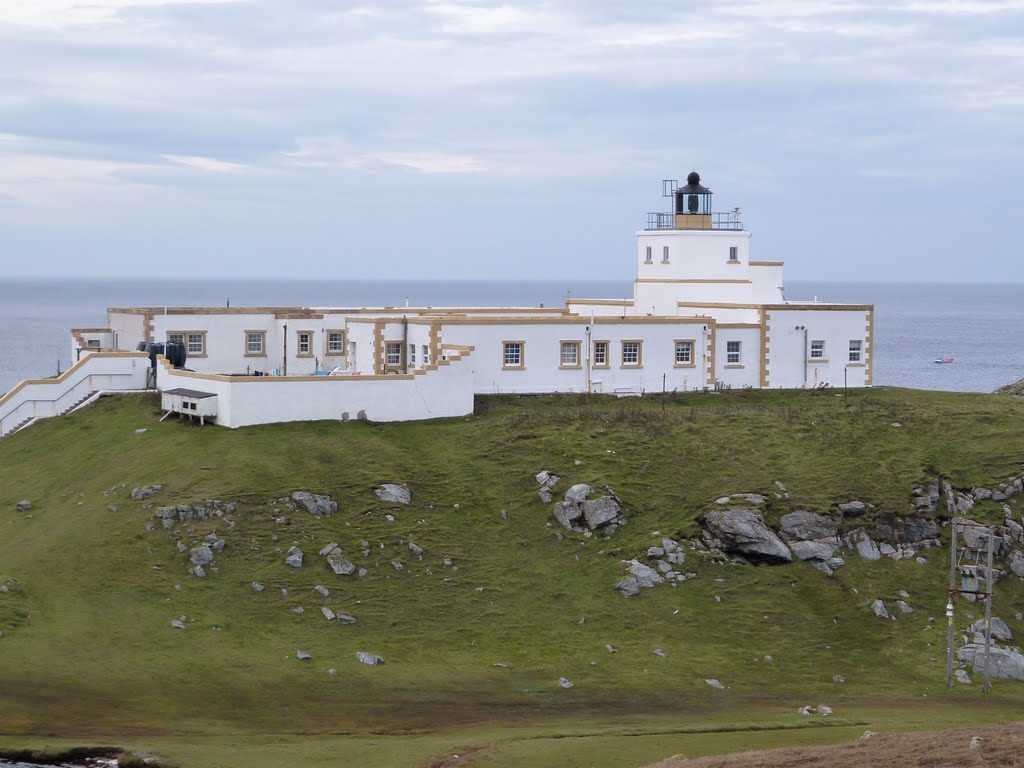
[0,0,1022,282]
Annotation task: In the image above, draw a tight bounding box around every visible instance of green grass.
[1,388,1024,766]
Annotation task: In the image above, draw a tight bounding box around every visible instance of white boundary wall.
[0,352,150,437]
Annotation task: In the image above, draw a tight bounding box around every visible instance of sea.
[1,279,1022,396]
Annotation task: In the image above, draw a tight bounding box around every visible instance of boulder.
[326,551,356,576]
[850,531,881,561]
[646,546,665,559]
[190,545,214,567]
[582,497,621,529]
[408,542,424,557]
[315,584,330,597]
[15,500,31,512]
[955,669,972,684]
[973,487,993,501]
[565,484,592,503]
[615,579,641,598]
[703,509,792,562]
[779,510,839,541]
[557,677,574,689]
[958,644,1024,681]
[895,600,914,614]
[291,491,337,517]
[970,617,1013,642]
[375,484,411,505]
[1009,551,1024,579]
[251,582,265,592]
[838,501,867,516]
[705,678,725,689]
[897,517,940,545]
[553,502,583,530]
[171,619,186,630]
[356,651,383,666]
[131,485,163,501]
[789,540,839,561]
[285,546,304,568]
[538,489,553,504]
[870,599,889,619]
[535,471,560,488]
[337,614,357,625]
[319,542,340,557]
[321,607,336,621]
[296,650,311,661]
[626,560,664,588]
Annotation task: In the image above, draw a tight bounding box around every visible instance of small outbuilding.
[160,388,218,425]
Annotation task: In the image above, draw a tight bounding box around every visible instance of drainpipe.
[283,323,288,376]
[585,323,592,394]
[402,316,409,374]
[796,325,807,386]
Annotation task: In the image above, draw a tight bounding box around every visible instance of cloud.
[0,0,245,29]
[163,154,248,173]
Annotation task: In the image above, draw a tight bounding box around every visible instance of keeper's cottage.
[0,172,873,434]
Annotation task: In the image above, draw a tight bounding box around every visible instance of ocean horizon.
[2,278,1022,396]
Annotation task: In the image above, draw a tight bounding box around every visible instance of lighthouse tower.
[631,172,784,317]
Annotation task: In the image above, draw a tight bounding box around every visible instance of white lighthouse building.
[0,172,874,434]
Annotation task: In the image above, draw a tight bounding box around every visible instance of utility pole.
[946,522,958,688]
[984,526,995,694]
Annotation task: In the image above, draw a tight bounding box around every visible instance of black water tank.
[136,341,148,352]
[146,342,165,367]
[166,341,188,368]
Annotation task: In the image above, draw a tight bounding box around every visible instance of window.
[674,340,694,366]
[326,330,345,355]
[729,246,739,262]
[810,339,824,359]
[503,341,524,369]
[621,340,642,367]
[87,339,101,348]
[168,331,206,356]
[409,344,416,364]
[726,340,741,364]
[849,340,863,362]
[385,342,402,367]
[593,340,609,368]
[662,245,670,263]
[560,341,581,368]
[297,331,312,357]
[645,246,653,263]
[422,344,429,365]
[245,331,266,356]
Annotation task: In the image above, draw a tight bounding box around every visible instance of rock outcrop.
[375,484,411,505]
[552,485,626,535]
[291,491,337,517]
[702,509,792,562]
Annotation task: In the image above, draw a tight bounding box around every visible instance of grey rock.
[535,470,560,488]
[392,561,404,571]
[565,484,592,503]
[817,705,833,715]
[358,568,367,577]
[970,616,1013,642]
[176,541,188,553]
[626,559,664,588]
[296,650,311,661]
[1009,550,1024,579]
[955,669,972,684]
[356,651,383,666]
[375,484,411,505]
[606,644,619,653]
[557,677,574,689]
[789,540,839,561]
[192,565,206,578]
[321,607,336,621]
[171,619,186,630]
[973,487,993,501]
[838,501,867,515]
[190,545,214,567]
[667,550,686,566]
[15,500,31,511]
[315,584,330,597]
[797,706,813,715]
[647,546,665,559]
[553,501,582,530]
[833,675,846,683]
[733,493,766,505]
[284,546,304,568]
[291,491,337,517]
[653,648,667,658]
[537,488,553,503]
[408,542,424,557]
[826,556,846,569]
[879,542,897,557]
[131,485,163,501]
[895,600,914,614]
[211,539,226,552]
[852,531,881,561]
[958,644,1024,681]
[662,538,679,553]
[703,509,792,562]
[657,561,672,573]
[955,494,975,516]
[204,533,217,545]
[251,582,265,592]
[281,588,289,596]
[582,497,621,529]
[959,521,1008,556]
[615,578,641,597]
[897,517,940,544]
[337,614,357,625]
[812,560,834,576]
[326,551,356,575]
[318,542,339,556]
[292,607,304,614]
[779,510,839,541]
[870,599,889,619]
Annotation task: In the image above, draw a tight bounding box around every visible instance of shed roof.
[162,388,217,399]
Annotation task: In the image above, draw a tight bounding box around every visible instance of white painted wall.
[764,307,872,389]
[155,351,475,427]
[0,352,150,437]
[712,327,762,389]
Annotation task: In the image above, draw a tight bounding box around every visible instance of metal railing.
[644,212,744,231]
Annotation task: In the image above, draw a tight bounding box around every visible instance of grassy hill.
[2,388,1024,767]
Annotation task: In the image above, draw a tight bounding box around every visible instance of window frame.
[384,341,403,368]
[725,340,742,365]
[422,344,430,365]
[167,330,207,358]
[502,340,525,370]
[296,330,313,358]
[673,339,696,368]
[325,329,346,356]
[809,339,826,360]
[849,339,863,363]
[645,245,653,263]
[592,340,610,369]
[728,245,739,262]
[559,340,581,369]
[244,330,267,357]
[621,339,643,368]
[662,245,670,263]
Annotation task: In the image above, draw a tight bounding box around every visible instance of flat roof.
[162,388,217,399]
